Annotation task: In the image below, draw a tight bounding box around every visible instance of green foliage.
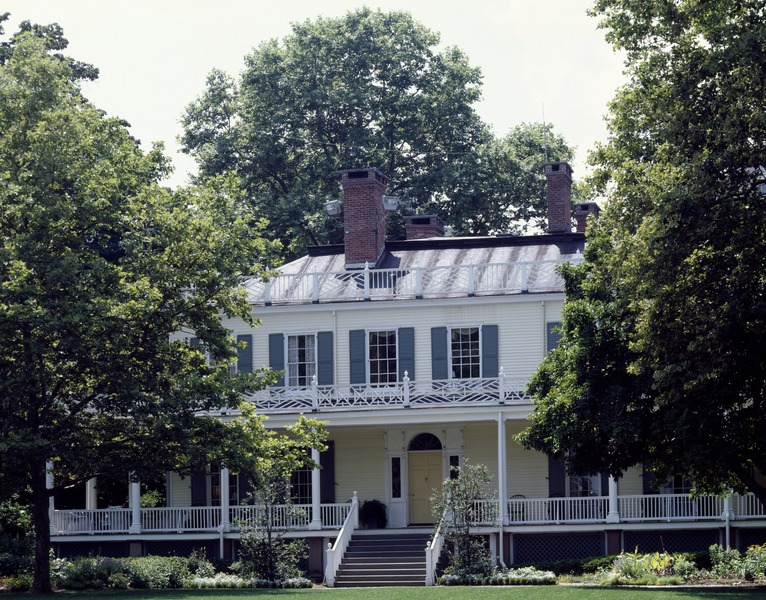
[522,0,766,501]
[710,543,766,581]
[0,18,279,593]
[431,463,495,578]
[124,556,192,589]
[236,535,307,582]
[57,557,128,590]
[595,549,699,586]
[0,498,32,575]
[181,8,573,258]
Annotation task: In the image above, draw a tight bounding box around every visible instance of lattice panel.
[55,541,130,558]
[736,528,766,551]
[513,532,604,565]
[624,529,719,554]
[143,540,217,559]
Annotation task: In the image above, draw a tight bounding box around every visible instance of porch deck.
[51,493,766,536]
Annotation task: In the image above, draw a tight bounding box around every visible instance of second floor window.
[287,334,316,387]
[450,327,480,379]
[369,330,397,385]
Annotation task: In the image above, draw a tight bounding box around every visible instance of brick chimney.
[404,215,445,240]
[545,162,573,233]
[574,202,600,232]
[340,168,388,269]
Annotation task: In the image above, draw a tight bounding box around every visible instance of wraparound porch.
[51,492,766,536]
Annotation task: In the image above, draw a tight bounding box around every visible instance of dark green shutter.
[237,334,252,373]
[546,322,562,352]
[601,473,609,497]
[548,456,566,497]
[320,441,335,504]
[317,332,334,385]
[349,330,366,384]
[481,324,498,378]
[431,327,448,380]
[191,469,207,506]
[190,337,200,348]
[268,334,284,387]
[398,327,415,381]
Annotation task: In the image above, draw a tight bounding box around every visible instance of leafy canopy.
[520,0,766,501]
[0,18,280,591]
[181,8,573,258]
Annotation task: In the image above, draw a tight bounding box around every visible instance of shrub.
[439,566,555,586]
[0,553,32,577]
[2,573,33,592]
[58,557,127,590]
[125,555,191,589]
[237,534,307,582]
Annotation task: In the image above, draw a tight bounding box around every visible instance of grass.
[3,587,766,600]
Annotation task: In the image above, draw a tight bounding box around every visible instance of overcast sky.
[3,1,626,188]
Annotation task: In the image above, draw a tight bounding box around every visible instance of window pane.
[287,334,316,387]
[369,330,397,385]
[450,327,480,379]
[391,457,401,498]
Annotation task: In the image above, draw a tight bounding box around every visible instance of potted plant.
[359,499,387,529]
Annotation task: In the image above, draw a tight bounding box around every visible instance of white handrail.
[324,492,359,587]
[425,511,447,586]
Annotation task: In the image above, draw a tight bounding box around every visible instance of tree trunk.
[32,462,53,594]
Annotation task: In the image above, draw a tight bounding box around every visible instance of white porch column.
[722,494,734,548]
[606,476,620,523]
[46,460,55,535]
[497,412,508,526]
[129,480,141,533]
[85,477,98,510]
[309,447,322,530]
[220,467,231,532]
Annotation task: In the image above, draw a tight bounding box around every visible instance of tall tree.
[0,22,279,592]
[180,9,572,258]
[520,0,766,503]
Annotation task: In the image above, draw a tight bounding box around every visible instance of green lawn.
[4,587,766,600]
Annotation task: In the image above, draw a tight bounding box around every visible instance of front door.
[408,451,442,524]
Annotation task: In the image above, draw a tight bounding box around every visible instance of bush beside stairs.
[332,532,431,587]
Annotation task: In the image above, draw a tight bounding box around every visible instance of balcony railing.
[247,371,531,413]
[244,258,579,306]
[51,494,766,536]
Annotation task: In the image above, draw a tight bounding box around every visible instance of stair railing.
[324,491,359,587]
[425,509,447,586]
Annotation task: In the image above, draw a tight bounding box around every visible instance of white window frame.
[448,325,482,380]
[367,329,398,386]
[285,333,317,388]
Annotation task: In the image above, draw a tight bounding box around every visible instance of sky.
[3,1,626,188]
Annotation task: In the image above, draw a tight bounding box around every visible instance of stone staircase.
[332,531,431,587]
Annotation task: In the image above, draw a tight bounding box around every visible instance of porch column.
[129,479,141,533]
[722,494,734,548]
[606,476,620,523]
[497,412,508,526]
[46,460,55,535]
[220,466,231,532]
[309,447,322,530]
[85,477,98,510]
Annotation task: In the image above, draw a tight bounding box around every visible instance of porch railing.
[245,258,580,306]
[50,493,766,536]
[248,371,531,414]
[619,494,725,522]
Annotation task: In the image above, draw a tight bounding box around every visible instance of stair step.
[332,532,429,587]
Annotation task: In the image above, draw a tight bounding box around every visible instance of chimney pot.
[575,201,600,232]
